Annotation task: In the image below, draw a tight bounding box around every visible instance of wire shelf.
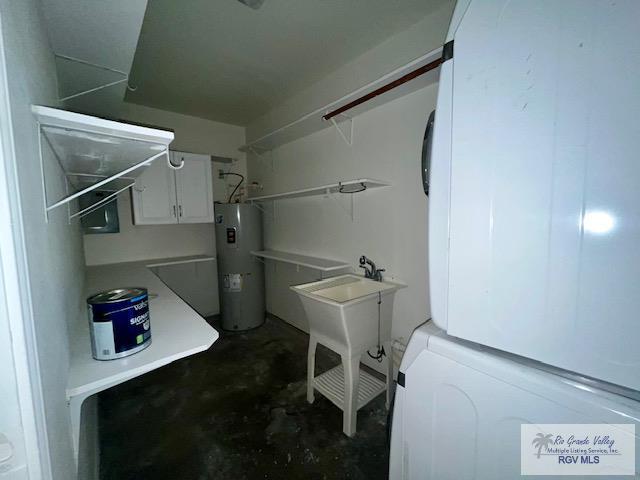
[33,105,174,221]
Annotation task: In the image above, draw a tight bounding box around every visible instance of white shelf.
[251,250,350,272]
[248,178,390,203]
[33,105,174,146]
[314,365,386,410]
[32,105,175,219]
[145,255,215,268]
[67,257,219,457]
[240,46,442,152]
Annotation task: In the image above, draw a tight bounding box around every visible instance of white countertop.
[67,255,218,399]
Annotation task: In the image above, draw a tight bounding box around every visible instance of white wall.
[1,0,86,477]
[84,193,216,265]
[83,103,246,266]
[251,84,438,349]
[118,103,246,162]
[247,4,452,365]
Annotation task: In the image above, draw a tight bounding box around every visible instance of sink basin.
[299,275,399,303]
[291,274,405,354]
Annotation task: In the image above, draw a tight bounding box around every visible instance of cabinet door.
[131,156,178,225]
[174,152,214,224]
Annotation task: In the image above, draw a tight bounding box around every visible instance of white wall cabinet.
[131,153,178,224]
[174,152,215,223]
[132,151,214,225]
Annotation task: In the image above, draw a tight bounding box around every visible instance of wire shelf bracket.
[33,105,175,223]
[325,187,355,221]
[55,54,130,103]
[248,145,275,171]
[41,148,168,222]
[250,199,276,221]
[328,114,354,147]
[72,181,134,220]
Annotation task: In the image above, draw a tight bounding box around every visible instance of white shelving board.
[251,250,350,272]
[145,255,216,268]
[32,105,174,217]
[248,178,390,203]
[314,365,386,410]
[67,256,218,460]
[240,46,442,153]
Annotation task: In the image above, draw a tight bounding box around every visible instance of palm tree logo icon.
[532,433,554,459]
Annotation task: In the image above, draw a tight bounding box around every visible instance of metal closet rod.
[323,57,443,121]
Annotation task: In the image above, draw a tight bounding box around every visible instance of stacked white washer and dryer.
[390,1,640,478]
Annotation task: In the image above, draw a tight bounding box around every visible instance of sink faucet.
[359,255,385,282]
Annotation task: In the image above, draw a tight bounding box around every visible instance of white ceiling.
[125,0,450,125]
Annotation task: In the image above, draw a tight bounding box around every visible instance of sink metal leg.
[385,340,393,409]
[307,335,318,404]
[342,355,360,437]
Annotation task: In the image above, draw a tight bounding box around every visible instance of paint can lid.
[87,287,147,305]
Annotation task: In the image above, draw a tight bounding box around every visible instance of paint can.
[87,287,151,360]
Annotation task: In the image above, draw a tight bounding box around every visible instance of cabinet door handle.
[173,205,176,217]
[179,205,183,217]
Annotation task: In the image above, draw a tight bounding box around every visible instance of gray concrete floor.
[98,316,390,480]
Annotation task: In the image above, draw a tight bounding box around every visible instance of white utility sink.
[291,274,404,354]
[292,273,405,436]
